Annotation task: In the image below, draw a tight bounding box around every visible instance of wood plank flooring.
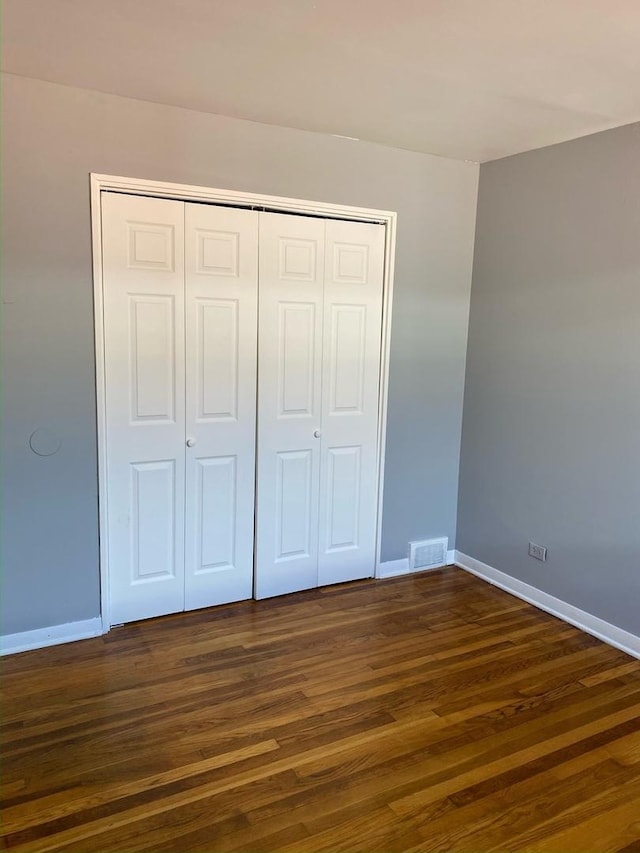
[2,567,640,852]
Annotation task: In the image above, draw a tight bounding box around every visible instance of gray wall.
[458,122,640,635]
[1,73,478,635]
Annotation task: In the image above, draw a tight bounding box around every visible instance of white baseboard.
[378,550,456,580]
[378,558,410,578]
[1,617,104,656]
[454,551,640,660]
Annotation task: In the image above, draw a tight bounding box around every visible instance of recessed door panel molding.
[129,294,176,423]
[332,241,369,284]
[255,212,324,599]
[102,192,186,625]
[184,203,258,611]
[127,221,175,271]
[318,218,385,587]
[329,304,367,415]
[325,446,361,552]
[279,237,317,281]
[195,229,240,277]
[130,460,177,581]
[195,297,239,421]
[276,450,313,561]
[278,302,316,418]
[195,455,237,573]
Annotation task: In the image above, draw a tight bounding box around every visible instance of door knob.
[186,438,196,447]
[313,429,321,438]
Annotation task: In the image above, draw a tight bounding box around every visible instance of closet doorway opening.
[91,174,397,630]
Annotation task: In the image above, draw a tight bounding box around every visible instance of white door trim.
[90,173,397,631]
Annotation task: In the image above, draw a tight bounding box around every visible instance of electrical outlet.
[528,542,547,562]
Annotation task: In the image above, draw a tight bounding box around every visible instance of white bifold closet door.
[102,192,258,624]
[255,213,385,598]
[183,203,258,611]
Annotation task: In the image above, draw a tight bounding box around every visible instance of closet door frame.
[91,173,397,632]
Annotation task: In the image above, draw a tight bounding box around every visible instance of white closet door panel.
[318,219,385,586]
[184,204,258,610]
[255,213,324,598]
[102,193,186,624]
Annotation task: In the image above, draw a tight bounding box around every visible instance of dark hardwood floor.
[2,567,640,852]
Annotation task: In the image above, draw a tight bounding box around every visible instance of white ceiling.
[3,0,640,162]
